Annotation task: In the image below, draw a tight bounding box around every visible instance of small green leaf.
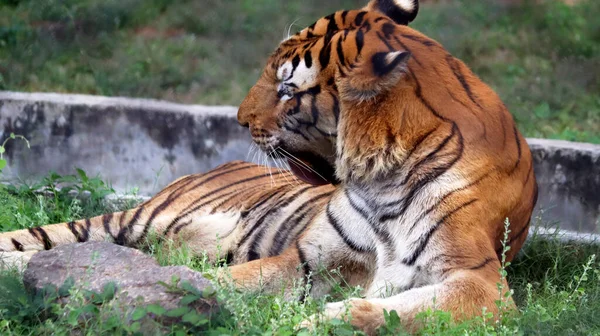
[202,286,216,298]
[182,311,202,324]
[0,159,6,170]
[180,294,200,305]
[146,304,167,316]
[329,318,344,326]
[0,147,5,154]
[165,307,190,318]
[9,133,15,139]
[58,276,75,297]
[132,307,147,321]
[130,321,141,332]
[102,282,117,301]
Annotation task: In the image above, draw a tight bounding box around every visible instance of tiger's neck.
[335,84,443,184]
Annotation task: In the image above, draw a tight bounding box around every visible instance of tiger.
[0,0,538,333]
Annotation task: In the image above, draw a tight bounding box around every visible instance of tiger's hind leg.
[159,211,243,264]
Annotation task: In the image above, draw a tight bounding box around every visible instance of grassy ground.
[0,172,598,335]
[0,0,599,143]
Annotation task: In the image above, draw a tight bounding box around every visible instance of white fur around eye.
[277,62,293,81]
[277,59,318,88]
[286,60,317,88]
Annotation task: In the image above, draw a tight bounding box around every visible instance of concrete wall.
[1,92,598,233]
[0,92,251,194]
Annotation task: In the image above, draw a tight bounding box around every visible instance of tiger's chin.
[285,151,339,186]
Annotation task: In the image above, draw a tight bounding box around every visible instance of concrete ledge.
[528,138,600,233]
[0,91,250,194]
[1,92,599,233]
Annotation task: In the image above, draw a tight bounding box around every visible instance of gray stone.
[529,138,600,233]
[23,242,217,325]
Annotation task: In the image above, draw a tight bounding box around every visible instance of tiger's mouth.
[283,150,339,186]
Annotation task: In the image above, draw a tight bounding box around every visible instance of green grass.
[0,174,599,335]
[0,0,599,143]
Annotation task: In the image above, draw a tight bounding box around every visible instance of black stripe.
[175,173,291,229]
[401,126,438,164]
[344,188,370,219]
[169,188,252,235]
[499,108,508,148]
[82,219,91,242]
[508,221,530,247]
[403,199,478,266]
[150,162,256,209]
[340,10,349,24]
[289,54,301,79]
[297,241,312,302]
[523,159,534,186]
[355,29,364,57]
[319,36,332,68]
[35,227,53,250]
[440,256,497,278]
[402,124,458,185]
[67,221,84,242]
[326,203,373,253]
[345,189,396,257]
[376,32,395,52]
[336,37,346,67]
[241,185,289,218]
[179,171,288,218]
[178,163,258,198]
[325,14,338,33]
[379,129,464,223]
[269,191,332,256]
[11,239,24,252]
[381,22,395,38]
[102,213,116,240]
[405,170,494,236]
[225,251,234,265]
[172,219,193,235]
[237,186,295,248]
[354,11,367,26]
[446,55,483,109]
[446,89,487,139]
[392,36,423,67]
[509,125,522,174]
[209,182,275,214]
[400,34,437,47]
[115,207,145,245]
[468,257,496,270]
[247,186,314,261]
[410,71,453,123]
[304,51,312,68]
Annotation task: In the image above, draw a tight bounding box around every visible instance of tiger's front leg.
[313,258,510,335]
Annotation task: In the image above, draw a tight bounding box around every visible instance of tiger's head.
[238,0,420,185]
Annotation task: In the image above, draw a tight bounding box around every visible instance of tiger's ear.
[365,0,419,25]
[338,50,411,102]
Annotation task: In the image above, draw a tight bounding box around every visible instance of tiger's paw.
[298,299,385,335]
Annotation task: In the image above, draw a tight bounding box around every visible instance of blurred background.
[0,0,598,143]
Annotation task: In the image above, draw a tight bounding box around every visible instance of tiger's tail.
[0,206,154,267]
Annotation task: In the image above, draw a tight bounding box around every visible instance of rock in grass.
[23,242,218,330]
